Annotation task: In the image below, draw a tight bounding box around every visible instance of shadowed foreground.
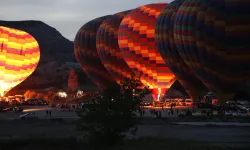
[0,137,249,150]
[0,119,250,149]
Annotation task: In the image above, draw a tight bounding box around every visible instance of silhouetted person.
[140,110,143,117]
[177,109,179,115]
[155,111,158,118]
[158,111,162,118]
[152,109,156,116]
[142,110,145,116]
[150,109,153,116]
[46,110,48,116]
[49,110,51,117]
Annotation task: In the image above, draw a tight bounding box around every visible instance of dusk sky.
[1,0,172,41]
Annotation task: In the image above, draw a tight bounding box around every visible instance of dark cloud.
[0,0,172,40]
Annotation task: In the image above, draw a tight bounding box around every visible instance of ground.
[0,106,250,149]
[0,106,190,120]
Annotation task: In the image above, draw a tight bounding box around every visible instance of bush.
[76,73,149,149]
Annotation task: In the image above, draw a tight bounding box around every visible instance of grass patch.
[0,137,248,150]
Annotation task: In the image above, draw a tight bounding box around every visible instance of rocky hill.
[0,20,93,94]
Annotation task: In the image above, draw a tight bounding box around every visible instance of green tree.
[76,73,149,149]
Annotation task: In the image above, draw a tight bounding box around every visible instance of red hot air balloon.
[74,16,118,90]
[174,0,250,102]
[96,11,134,85]
[118,3,176,101]
[155,0,208,101]
[68,68,78,92]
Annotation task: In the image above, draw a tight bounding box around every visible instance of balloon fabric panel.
[118,3,176,91]
[155,0,208,100]
[0,26,40,96]
[174,0,250,100]
[74,16,118,89]
[96,11,134,85]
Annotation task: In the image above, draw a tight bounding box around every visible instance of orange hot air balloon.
[0,26,40,96]
[118,3,176,101]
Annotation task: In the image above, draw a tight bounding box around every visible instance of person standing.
[158,111,162,118]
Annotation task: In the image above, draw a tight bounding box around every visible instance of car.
[0,108,7,113]
[225,111,234,116]
[13,107,23,113]
[20,112,38,120]
[178,110,186,117]
[232,110,249,117]
[11,100,20,105]
[2,107,12,112]
[141,101,151,106]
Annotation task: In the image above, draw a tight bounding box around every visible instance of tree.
[76,73,149,149]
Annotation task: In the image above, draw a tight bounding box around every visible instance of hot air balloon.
[118,3,176,101]
[96,11,133,85]
[68,68,78,92]
[0,26,40,96]
[155,0,208,101]
[74,16,118,90]
[174,0,250,102]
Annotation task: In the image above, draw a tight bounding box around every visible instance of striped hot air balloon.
[174,0,250,102]
[155,0,208,101]
[0,26,40,96]
[96,10,134,85]
[74,16,118,90]
[118,3,176,101]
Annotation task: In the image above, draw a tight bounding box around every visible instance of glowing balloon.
[68,69,78,92]
[174,0,250,102]
[118,3,176,101]
[0,26,40,96]
[155,0,208,101]
[96,11,133,85]
[74,16,118,89]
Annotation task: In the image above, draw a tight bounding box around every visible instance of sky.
[1,0,172,41]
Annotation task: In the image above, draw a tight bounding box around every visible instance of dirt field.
[0,119,250,148]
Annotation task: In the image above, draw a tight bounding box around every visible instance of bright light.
[58,92,67,98]
[0,81,13,97]
[157,88,161,101]
[76,90,84,98]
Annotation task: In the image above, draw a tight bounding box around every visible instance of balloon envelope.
[155,0,208,101]
[96,11,133,85]
[118,3,176,100]
[174,0,250,101]
[74,16,118,89]
[0,26,40,96]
